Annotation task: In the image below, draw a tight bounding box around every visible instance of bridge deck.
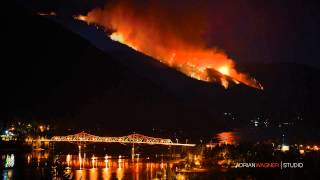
[38,132,195,147]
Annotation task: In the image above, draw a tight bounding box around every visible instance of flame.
[217,132,239,145]
[74,1,263,90]
[218,66,230,76]
[110,33,124,42]
[75,15,87,21]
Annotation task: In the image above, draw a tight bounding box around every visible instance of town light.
[281,145,290,152]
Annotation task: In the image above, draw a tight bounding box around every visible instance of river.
[1,150,211,179]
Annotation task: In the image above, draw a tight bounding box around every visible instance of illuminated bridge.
[40,131,195,147]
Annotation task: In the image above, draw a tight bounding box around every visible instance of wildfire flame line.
[73,2,263,90]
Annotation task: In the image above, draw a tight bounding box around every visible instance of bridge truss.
[41,131,195,147]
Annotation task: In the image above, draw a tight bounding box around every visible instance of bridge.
[39,131,195,147]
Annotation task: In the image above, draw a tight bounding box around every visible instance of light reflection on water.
[69,154,171,180]
[1,151,182,180]
[4,154,15,168]
[1,154,14,180]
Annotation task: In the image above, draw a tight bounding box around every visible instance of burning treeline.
[75,0,263,90]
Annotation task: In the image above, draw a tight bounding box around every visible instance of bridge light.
[66,154,71,167]
[91,155,96,168]
[104,154,109,168]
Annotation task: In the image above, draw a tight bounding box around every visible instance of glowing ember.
[110,33,124,43]
[218,66,230,76]
[75,15,87,21]
[74,1,263,90]
[217,132,239,145]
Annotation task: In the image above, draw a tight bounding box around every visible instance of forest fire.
[217,132,239,145]
[74,1,263,90]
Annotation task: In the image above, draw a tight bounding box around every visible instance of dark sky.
[205,1,320,67]
[18,0,320,67]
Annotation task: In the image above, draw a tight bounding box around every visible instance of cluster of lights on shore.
[297,144,319,154]
[279,144,319,153]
